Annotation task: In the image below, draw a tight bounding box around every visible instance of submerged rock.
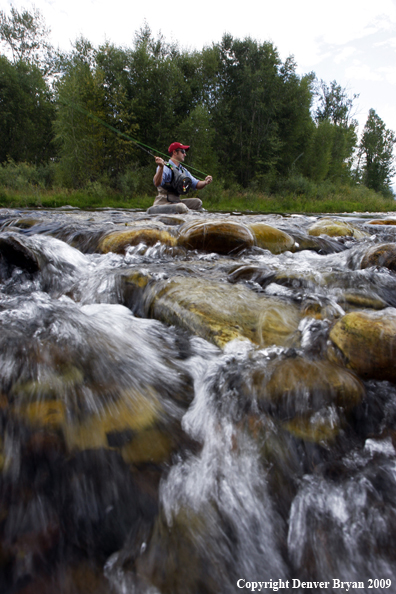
[368,218,396,225]
[248,356,364,443]
[252,356,364,417]
[308,218,368,239]
[99,227,177,253]
[249,222,295,253]
[140,276,301,348]
[360,243,396,272]
[328,308,396,382]
[177,220,254,254]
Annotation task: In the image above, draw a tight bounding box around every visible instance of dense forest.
[0,7,395,209]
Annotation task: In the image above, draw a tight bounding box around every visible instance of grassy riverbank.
[1,180,395,214]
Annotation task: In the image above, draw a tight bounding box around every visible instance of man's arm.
[153,156,165,187]
[196,176,213,190]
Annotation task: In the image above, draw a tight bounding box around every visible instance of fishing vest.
[163,162,193,197]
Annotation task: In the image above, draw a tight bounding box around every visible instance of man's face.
[174,149,186,163]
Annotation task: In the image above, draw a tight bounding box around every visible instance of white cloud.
[345,61,383,81]
[333,46,357,64]
[379,65,396,85]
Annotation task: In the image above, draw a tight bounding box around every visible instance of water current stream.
[0,207,396,594]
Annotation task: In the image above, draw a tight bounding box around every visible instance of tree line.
[0,7,395,198]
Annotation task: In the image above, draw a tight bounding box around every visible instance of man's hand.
[155,156,165,167]
[204,175,213,185]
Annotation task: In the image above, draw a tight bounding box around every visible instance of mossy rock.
[14,218,41,229]
[10,400,66,429]
[11,366,84,401]
[121,427,173,465]
[342,291,387,311]
[145,276,301,349]
[64,388,163,451]
[251,356,364,419]
[99,228,177,254]
[368,219,396,225]
[328,308,396,382]
[282,414,342,443]
[249,222,295,254]
[177,220,254,254]
[308,218,368,239]
[360,243,396,272]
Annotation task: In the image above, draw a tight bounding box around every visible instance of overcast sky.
[4,0,396,146]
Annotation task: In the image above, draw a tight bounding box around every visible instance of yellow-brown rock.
[10,400,66,429]
[64,388,163,451]
[252,356,364,415]
[308,218,368,239]
[121,428,173,465]
[177,220,254,254]
[248,356,364,442]
[360,243,396,271]
[282,414,341,443]
[99,228,177,254]
[249,222,295,253]
[145,276,301,349]
[368,219,396,225]
[328,308,396,382]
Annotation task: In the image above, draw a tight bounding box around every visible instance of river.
[0,207,396,594]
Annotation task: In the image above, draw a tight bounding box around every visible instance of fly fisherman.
[153,142,213,211]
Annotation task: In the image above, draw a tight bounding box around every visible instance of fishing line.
[60,98,210,179]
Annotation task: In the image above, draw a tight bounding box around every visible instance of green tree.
[0,6,52,73]
[312,79,358,183]
[175,103,218,178]
[0,55,55,164]
[358,109,396,195]
[54,39,138,187]
[212,35,283,187]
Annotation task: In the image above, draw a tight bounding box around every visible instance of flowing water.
[0,207,396,594]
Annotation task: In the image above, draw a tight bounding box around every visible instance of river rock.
[251,356,364,418]
[248,356,364,443]
[360,243,396,271]
[120,427,173,465]
[0,233,40,275]
[99,227,177,254]
[63,389,164,451]
[368,218,396,225]
[249,222,295,253]
[177,220,254,254]
[140,276,301,348]
[328,308,396,382]
[308,218,368,239]
[147,203,189,215]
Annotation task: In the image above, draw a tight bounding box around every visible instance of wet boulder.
[141,276,301,349]
[328,308,396,382]
[308,218,368,239]
[227,264,276,288]
[360,243,396,272]
[249,222,295,254]
[147,203,189,215]
[98,227,177,254]
[368,218,396,225]
[252,356,365,416]
[0,233,40,276]
[249,356,364,442]
[177,220,254,254]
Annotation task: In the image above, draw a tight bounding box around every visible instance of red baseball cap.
[168,142,190,154]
